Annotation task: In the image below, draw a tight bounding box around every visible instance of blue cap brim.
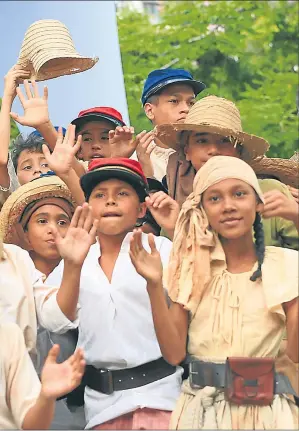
[142,78,206,105]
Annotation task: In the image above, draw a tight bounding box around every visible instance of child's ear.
[144,103,155,121]
[138,202,147,219]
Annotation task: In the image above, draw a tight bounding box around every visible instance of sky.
[0,1,130,133]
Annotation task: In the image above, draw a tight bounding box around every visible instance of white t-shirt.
[46,232,182,429]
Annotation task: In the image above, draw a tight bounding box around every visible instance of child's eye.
[37,219,47,224]
[196,138,208,144]
[209,196,220,202]
[83,137,92,142]
[235,191,246,197]
[95,193,104,198]
[189,100,196,107]
[169,99,178,104]
[119,191,129,196]
[41,162,49,168]
[23,165,32,171]
[100,136,109,141]
[57,220,68,226]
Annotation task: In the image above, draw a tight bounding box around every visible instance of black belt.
[189,360,297,395]
[84,357,176,395]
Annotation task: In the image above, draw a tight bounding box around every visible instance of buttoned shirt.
[45,232,183,429]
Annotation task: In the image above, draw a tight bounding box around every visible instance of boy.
[155,95,299,249]
[0,321,85,430]
[43,158,182,430]
[140,68,206,180]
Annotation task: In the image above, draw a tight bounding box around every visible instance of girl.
[129,156,298,429]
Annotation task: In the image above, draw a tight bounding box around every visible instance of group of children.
[0,63,298,430]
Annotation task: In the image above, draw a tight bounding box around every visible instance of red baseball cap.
[71,107,126,130]
[80,158,149,201]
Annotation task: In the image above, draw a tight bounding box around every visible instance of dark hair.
[10,134,50,172]
[145,94,160,106]
[250,212,265,282]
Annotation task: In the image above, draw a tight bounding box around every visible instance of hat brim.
[155,123,269,160]
[142,78,206,105]
[0,177,75,244]
[249,157,299,187]
[18,53,98,82]
[80,167,149,202]
[71,113,125,131]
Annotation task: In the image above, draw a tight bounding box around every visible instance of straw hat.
[0,176,75,244]
[17,19,98,81]
[249,153,299,187]
[155,95,269,160]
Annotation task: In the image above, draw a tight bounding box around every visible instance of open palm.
[129,230,163,284]
[10,80,49,127]
[41,345,85,400]
[43,125,82,176]
[54,203,98,266]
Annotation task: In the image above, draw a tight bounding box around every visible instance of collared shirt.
[45,232,183,429]
[0,243,79,358]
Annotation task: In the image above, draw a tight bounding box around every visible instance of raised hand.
[40,345,85,400]
[261,189,299,222]
[145,192,180,239]
[129,229,163,284]
[10,79,50,128]
[52,203,98,266]
[3,65,30,100]
[135,130,156,177]
[43,125,82,177]
[109,125,137,158]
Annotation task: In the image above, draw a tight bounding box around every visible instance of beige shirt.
[0,243,79,357]
[0,322,41,430]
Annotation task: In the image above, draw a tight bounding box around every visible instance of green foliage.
[117,0,298,157]
[0,98,20,144]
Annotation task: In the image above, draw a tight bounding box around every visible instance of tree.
[117,0,298,158]
[0,98,20,143]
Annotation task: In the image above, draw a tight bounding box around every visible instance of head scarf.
[167,156,264,313]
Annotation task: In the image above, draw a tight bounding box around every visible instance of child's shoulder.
[264,246,298,276]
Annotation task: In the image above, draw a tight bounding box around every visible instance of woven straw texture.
[249,156,299,187]
[156,96,269,159]
[0,176,75,243]
[17,19,98,81]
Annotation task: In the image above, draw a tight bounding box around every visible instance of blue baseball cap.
[141,68,206,105]
[30,126,66,138]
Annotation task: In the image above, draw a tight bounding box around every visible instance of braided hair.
[250,212,265,282]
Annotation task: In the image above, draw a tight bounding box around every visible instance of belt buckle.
[99,369,114,395]
[189,361,201,389]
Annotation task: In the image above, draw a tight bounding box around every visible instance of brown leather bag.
[225,357,275,406]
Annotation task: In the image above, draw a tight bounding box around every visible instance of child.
[155,95,299,248]
[130,156,298,430]
[42,158,183,429]
[0,321,85,430]
[140,68,206,180]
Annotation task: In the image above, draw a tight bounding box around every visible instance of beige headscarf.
[167,156,265,313]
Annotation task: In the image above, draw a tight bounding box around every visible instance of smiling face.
[76,120,116,161]
[202,178,263,240]
[17,149,50,185]
[144,83,196,126]
[185,132,239,171]
[88,178,146,236]
[24,204,71,260]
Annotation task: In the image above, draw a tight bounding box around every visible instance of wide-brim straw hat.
[17,19,98,81]
[249,153,299,187]
[0,176,75,244]
[155,95,269,160]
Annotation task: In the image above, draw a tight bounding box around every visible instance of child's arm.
[283,297,299,363]
[145,192,180,240]
[135,130,155,177]
[0,66,30,188]
[22,345,85,430]
[10,80,85,177]
[261,188,299,233]
[129,230,188,365]
[42,125,86,205]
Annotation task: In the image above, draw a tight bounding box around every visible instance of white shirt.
[0,244,79,357]
[46,232,183,429]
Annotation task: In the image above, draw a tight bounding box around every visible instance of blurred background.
[0,0,298,157]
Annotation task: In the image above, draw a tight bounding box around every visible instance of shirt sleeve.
[3,322,41,429]
[23,252,80,334]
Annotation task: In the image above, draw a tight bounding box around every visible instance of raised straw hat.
[0,176,75,244]
[155,95,269,160]
[17,19,99,81]
[249,152,299,187]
